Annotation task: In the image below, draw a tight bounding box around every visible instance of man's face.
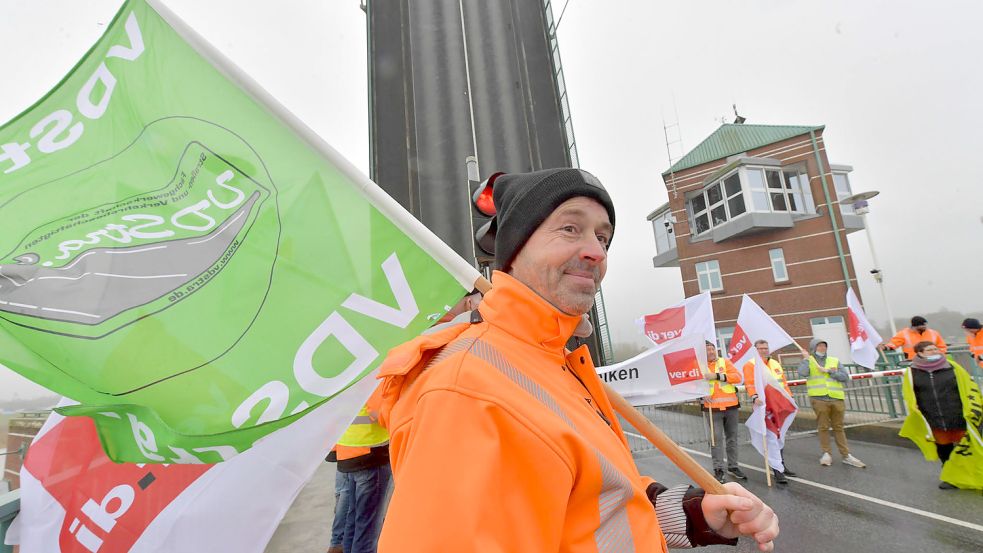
[755,342,770,359]
[815,342,828,355]
[914,324,927,332]
[508,196,612,316]
[706,343,718,362]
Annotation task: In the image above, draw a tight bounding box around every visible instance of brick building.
[648,123,866,360]
[3,411,48,491]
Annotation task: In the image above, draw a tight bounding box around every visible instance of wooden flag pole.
[473,276,726,495]
[606,384,727,494]
[707,405,716,448]
[762,432,772,487]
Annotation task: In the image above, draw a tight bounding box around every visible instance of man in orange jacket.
[375,168,778,552]
[703,341,746,484]
[883,316,947,359]
[742,340,796,484]
[962,318,983,368]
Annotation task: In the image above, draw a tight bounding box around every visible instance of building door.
[810,316,852,364]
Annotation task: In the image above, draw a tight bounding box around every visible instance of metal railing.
[624,346,983,453]
[0,489,19,553]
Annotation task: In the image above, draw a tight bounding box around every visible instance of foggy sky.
[1,0,981,399]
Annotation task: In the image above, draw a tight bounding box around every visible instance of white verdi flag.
[744,352,798,473]
[637,292,716,345]
[846,288,884,369]
[598,334,710,406]
[5,373,377,553]
[727,295,795,369]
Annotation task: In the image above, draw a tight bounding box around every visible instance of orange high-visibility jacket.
[742,357,791,397]
[887,327,947,359]
[703,357,741,410]
[375,272,670,553]
[967,330,983,368]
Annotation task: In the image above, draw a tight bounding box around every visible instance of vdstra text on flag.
[0,0,480,463]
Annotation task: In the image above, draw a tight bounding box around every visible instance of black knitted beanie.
[481,168,615,271]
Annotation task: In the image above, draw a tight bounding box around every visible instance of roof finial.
[732,104,746,124]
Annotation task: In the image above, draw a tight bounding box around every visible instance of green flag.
[0,0,479,462]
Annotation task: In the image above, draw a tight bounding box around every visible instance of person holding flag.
[704,340,747,484]
[374,169,779,551]
[883,316,948,359]
[744,345,799,487]
[796,339,867,468]
[743,340,798,483]
[900,341,983,490]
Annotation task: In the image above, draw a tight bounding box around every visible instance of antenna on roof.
[733,104,746,124]
[662,94,685,198]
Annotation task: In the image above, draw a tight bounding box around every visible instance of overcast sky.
[1,0,981,399]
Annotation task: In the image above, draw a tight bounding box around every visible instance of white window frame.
[832,172,854,215]
[652,211,675,254]
[742,166,814,215]
[695,260,723,292]
[687,170,748,236]
[716,326,735,354]
[769,248,789,283]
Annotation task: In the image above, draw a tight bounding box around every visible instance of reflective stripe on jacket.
[336,406,389,461]
[703,357,740,410]
[375,272,669,553]
[806,356,845,400]
[888,328,947,359]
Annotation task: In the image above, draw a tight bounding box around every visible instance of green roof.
[663,124,824,176]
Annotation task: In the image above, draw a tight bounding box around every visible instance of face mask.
[923,354,943,361]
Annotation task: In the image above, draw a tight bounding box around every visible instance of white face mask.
[923,354,943,361]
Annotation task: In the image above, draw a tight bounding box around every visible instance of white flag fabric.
[637,292,716,345]
[744,352,798,473]
[598,334,710,406]
[727,295,796,370]
[846,288,884,369]
[6,373,377,553]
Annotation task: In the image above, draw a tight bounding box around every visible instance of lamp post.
[842,190,897,335]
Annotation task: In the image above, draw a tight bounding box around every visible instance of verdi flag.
[744,351,798,473]
[636,292,716,346]
[597,334,710,406]
[0,0,479,463]
[727,295,795,369]
[846,288,884,369]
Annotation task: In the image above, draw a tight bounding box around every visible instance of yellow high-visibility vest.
[806,356,845,400]
[337,406,389,448]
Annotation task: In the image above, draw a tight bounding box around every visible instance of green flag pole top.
[0,0,480,463]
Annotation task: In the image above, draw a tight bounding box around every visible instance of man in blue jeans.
[327,465,353,553]
[328,405,392,553]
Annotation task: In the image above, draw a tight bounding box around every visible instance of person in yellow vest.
[742,339,796,484]
[703,341,747,484]
[795,339,866,468]
[962,318,983,369]
[883,316,947,359]
[330,404,391,553]
[900,341,983,490]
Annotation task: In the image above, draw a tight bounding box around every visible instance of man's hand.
[702,483,779,552]
[751,395,763,407]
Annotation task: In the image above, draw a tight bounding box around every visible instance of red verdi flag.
[638,292,716,345]
[846,288,884,369]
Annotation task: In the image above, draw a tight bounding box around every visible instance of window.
[716,326,735,354]
[687,170,746,236]
[652,210,675,254]
[743,166,814,215]
[833,172,854,214]
[769,248,788,282]
[695,260,723,292]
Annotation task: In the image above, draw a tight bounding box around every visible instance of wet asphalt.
[635,434,983,553]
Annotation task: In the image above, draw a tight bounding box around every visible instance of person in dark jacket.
[907,341,966,489]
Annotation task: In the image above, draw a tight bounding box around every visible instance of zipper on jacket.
[928,371,948,431]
